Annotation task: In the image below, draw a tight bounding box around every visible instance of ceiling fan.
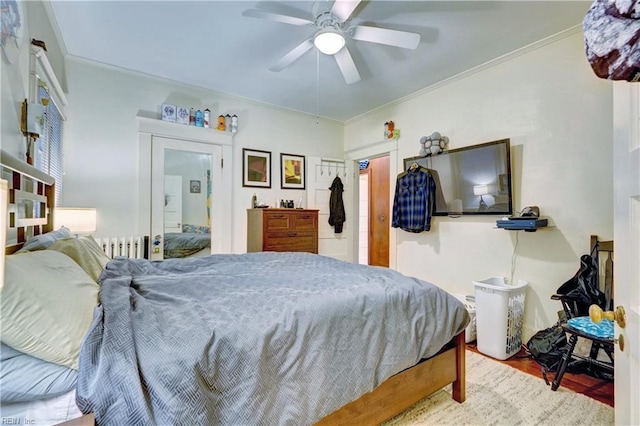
[243,0,421,84]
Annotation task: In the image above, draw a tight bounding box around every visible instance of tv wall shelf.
[496,217,549,232]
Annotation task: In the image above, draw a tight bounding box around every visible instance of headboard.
[1,149,55,254]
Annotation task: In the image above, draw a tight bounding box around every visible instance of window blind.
[36,85,64,206]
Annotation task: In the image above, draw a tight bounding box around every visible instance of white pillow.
[46,236,111,282]
[1,251,99,369]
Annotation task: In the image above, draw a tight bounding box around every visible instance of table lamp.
[54,207,97,235]
[473,185,489,211]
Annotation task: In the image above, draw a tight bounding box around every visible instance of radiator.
[95,236,149,259]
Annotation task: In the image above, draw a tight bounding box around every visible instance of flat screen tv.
[403,139,512,216]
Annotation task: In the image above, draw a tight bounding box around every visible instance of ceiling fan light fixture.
[314,28,345,55]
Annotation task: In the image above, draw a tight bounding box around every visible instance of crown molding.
[345,25,583,125]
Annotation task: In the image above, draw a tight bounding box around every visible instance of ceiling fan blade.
[269,39,314,72]
[351,25,420,49]
[331,0,362,22]
[242,9,313,26]
[334,46,361,84]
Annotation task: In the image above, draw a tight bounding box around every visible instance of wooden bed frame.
[2,151,466,425]
[57,333,465,426]
[317,332,466,425]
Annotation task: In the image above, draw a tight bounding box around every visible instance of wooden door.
[368,155,390,267]
[613,82,640,425]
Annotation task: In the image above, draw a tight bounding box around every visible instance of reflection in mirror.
[403,139,512,216]
[164,149,213,258]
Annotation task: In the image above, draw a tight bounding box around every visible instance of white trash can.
[452,293,476,343]
[473,277,528,360]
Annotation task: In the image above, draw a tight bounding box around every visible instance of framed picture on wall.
[280,153,305,190]
[243,148,271,188]
[190,180,201,193]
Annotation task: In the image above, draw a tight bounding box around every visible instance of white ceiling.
[48,1,592,122]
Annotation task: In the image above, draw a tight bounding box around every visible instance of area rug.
[385,350,613,426]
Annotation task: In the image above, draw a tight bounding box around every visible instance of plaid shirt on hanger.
[392,168,436,233]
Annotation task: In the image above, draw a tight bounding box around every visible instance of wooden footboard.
[57,332,465,426]
[316,331,466,425]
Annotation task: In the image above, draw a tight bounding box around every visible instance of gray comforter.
[163,232,210,258]
[76,252,468,425]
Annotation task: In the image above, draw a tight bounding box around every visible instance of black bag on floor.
[525,324,567,385]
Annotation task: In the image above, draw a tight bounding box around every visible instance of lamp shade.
[473,185,489,196]
[54,207,97,233]
[314,28,345,55]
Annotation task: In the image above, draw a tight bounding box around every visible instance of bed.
[163,231,211,258]
[1,151,469,426]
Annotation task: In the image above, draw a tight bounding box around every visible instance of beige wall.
[60,58,344,252]
[344,31,614,339]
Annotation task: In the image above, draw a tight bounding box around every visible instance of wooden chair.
[550,236,614,391]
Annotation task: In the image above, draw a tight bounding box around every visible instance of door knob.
[589,304,626,329]
[614,334,625,352]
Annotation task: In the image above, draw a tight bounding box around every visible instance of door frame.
[345,139,398,269]
[137,116,234,256]
[367,155,390,267]
[359,168,371,265]
[612,82,640,425]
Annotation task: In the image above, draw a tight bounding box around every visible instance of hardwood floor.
[466,343,614,407]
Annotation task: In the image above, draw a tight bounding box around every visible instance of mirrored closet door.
[151,137,222,260]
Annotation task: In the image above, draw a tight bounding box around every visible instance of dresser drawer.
[264,232,317,253]
[264,212,291,231]
[291,212,317,232]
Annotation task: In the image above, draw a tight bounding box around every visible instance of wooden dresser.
[247,208,319,253]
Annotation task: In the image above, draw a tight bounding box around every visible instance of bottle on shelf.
[195,110,204,127]
[252,193,257,209]
[189,108,195,126]
[225,114,232,132]
[231,114,238,133]
[203,109,210,128]
[217,115,226,131]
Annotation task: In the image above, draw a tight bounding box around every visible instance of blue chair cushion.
[567,316,614,339]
